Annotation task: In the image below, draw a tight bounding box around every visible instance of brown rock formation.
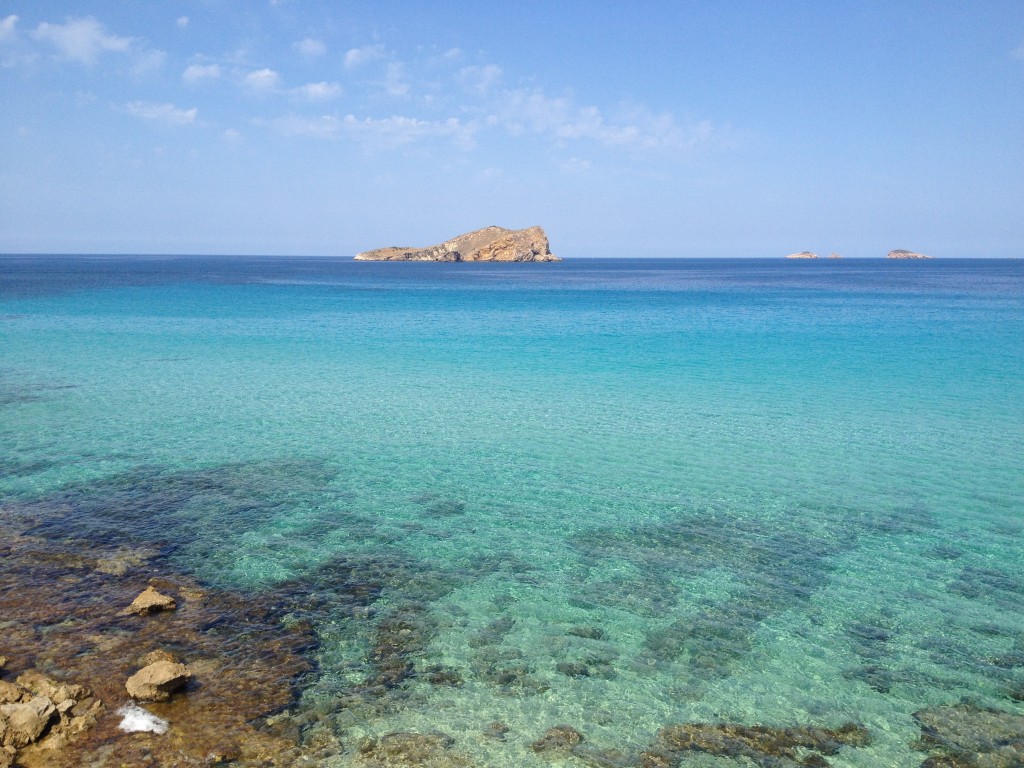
[888,249,933,259]
[785,251,818,259]
[0,669,101,766]
[355,226,559,262]
[122,586,176,616]
[125,660,190,702]
[0,518,314,767]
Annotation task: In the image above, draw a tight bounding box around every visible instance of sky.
[1,1,1022,258]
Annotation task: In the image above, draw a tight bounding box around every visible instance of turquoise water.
[2,257,1022,765]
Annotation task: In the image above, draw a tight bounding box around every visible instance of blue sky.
[1,2,1022,257]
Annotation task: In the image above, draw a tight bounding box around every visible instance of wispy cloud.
[124,101,197,125]
[244,67,280,91]
[268,113,476,150]
[131,48,166,79]
[33,17,131,64]
[176,16,189,29]
[0,14,17,40]
[457,64,502,95]
[1012,42,1024,61]
[295,37,325,57]
[183,63,222,82]
[344,43,384,69]
[382,62,409,96]
[293,81,342,101]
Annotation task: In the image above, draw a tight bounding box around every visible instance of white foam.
[116,703,169,735]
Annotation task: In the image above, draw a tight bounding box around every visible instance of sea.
[1,256,1022,767]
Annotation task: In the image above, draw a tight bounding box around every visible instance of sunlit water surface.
[2,256,1022,766]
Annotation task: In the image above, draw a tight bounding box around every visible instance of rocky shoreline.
[0,517,316,767]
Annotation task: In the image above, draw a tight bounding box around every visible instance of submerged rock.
[913,704,1024,767]
[122,586,176,616]
[482,721,509,740]
[355,225,559,262]
[125,660,190,702]
[531,725,585,754]
[651,722,870,766]
[356,731,474,767]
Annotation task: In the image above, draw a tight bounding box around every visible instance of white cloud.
[183,63,222,82]
[491,87,706,152]
[295,37,325,57]
[441,47,461,61]
[125,101,197,125]
[223,128,242,142]
[293,81,342,101]
[131,48,166,78]
[0,14,17,40]
[268,113,476,150]
[176,16,189,29]
[457,64,502,95]
[344,43,384,69]
[244,67,280,91]
[33,17,131,64]
[560,157,592,173]
[382,62,409,96]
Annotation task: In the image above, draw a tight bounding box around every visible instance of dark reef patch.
[948,567,1024,612]
[575,511,842,686]
[647,721,871,767]
[913,703,1024,767]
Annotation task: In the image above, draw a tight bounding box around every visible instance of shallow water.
[2,256,1022,766]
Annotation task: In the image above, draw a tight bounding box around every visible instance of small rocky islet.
[785,249,934,259]
[354,225,559,262]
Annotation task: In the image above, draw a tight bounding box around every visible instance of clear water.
[2,256,1022,766]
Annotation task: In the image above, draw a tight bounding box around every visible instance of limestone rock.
[0,683,22,706]
[15,670,88,708]
[888,249,933,259]
[125,661,190,702]
[829,252,843,259]
[0,696,56,749]
[355,226,559,262]
[785,251,818,259]
[123,586,177,616]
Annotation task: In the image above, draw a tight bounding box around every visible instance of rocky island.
[355,225,559,262]
[784,251,818,259]
[887,249,933,259]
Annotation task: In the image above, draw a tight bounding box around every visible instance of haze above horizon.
[1,2,1022,258]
